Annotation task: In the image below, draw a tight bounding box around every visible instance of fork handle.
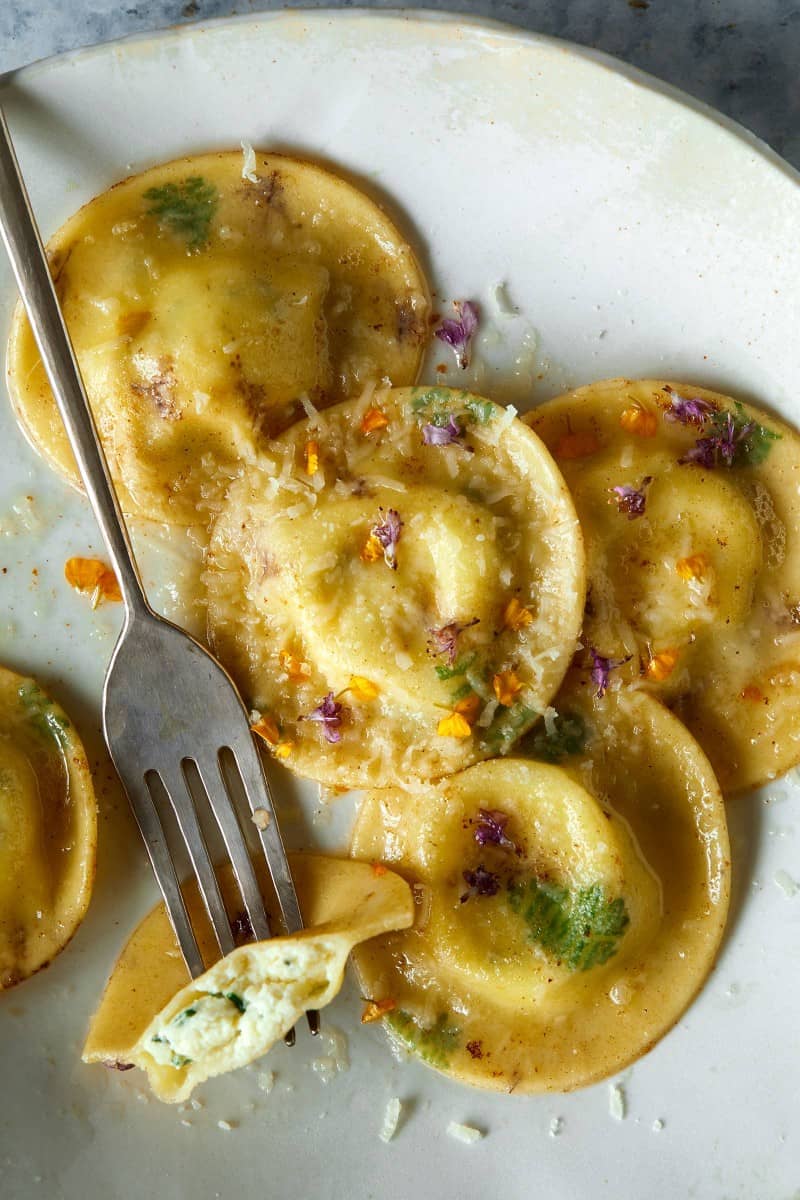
[0,108,149,618]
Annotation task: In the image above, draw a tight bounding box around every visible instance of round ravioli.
[0,666,97,989]
[6,151,430,525]
[350,687,730,1093]
[205,385,585,788]
[526,378,800,793]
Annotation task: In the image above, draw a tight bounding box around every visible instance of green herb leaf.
[464,397,497,424]
[386,1011,460,1069]
[435,652,477,681]
[711,401,781,466]
[410,387,453,413]
[143,176,218,249]
[225,992,247,1014]
[507,879,629,971]
[170,1052,192,1069]
[524,711,589,763]
[173,1006,197,1026]
[482,702,536,750]
[450,680,474,702]
[17,682,70,747]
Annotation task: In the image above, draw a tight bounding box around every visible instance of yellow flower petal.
[274,741,294,760]
[619,405,658,437]
[64,556,122,606]
[251,715,281,746]
[437,711,472,739]
[503,597,533,631]
[645,648,680,682]
[348,675,379,702]
[360,407,389,434]
[304,439,319,476]
[493,670,523,707]
[361,998,397,1024]
[676,553,709,581]
[360,534,383,564]
[279,649,310,681]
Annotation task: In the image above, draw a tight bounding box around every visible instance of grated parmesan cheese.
[379,1097,402,1143]
[447,1121,484,1145]
[240,140,258,183]
[774,869,799,897]
[608,1083,627,1121]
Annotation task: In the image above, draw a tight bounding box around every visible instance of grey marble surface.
[1,1,799,170]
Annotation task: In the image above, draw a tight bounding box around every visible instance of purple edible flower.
[474,808,516,852]
[422,414,463,446]
[664,390,716,426]
[680,411,755,469]
[304,692,344,743]
[610,476,652,520]
[372,508,403,570]
[460,865,500,903]
[589,648,631,699]
[434,300,479,369]
[428,617,479,665]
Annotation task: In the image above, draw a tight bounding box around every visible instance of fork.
[0,109,318,1039]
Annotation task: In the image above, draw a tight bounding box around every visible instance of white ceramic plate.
[1,11,798,1198]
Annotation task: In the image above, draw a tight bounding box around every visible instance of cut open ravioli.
[82,855,413,1102]
[7,151,429,525]
[0,666,96,989]
[350,688,729,1093]
[205,385,585,788]
[526,378,800,792]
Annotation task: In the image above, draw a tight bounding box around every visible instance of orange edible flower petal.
[619,405,658,437]
[437,711,472,739]
[645,648,680,682]
[554,431,600,460]
[348,675,379,702]
[370,862,388,877]
[676,553,709,581]
[492,670,523,707]
[454,693,482,724]
[360,534,384,564]
[251,715,281,746]
[64,557,122,608]
[279,649,310,681]
[274,741,294,760]
[360,407,389,434]
[503,597,534,631]
[304,440,319,476]
[740,684,764,702]
[361,998,397,1024]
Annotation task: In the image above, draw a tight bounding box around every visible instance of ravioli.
[526,378,800,793]
[205,385,585,788]
[0,666,96,989]
[7,151,430,525]
[350,687,730,1093]
[82,855,413,1102]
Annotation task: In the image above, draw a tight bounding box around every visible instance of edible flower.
[554,430,600,460]
[680,410,753,469]
[503,597,534,631]
[740,684,764,702]
[429,618,479,666]
[304,692,344,743]
[360,407,389,434]
[279,649,310,680]
[474,808,516,851]
[454,693,482,724]
[675,553,709,581]
[460,865,500,903]
[664,389,716,426]
[492,669,523,707]
[434,299,479,369]
[304,439,319,475]
[610,477,652,519]
[422,414,463,446]
[645,647,680,682]
[361,998,397,1024]
[370,508,403,570]
[251,714,281,745]
[589,648,630,698]
[436,711,472,739]
[64,556,122,608]
[273,741,294,760]
[619,405,658,437]
[347,675,379,702]
[370,862,388,877]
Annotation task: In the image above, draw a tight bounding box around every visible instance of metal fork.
[0,109,318,1038]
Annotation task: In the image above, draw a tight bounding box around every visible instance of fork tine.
[151,767,235,959]
[228,735,304,936]
[130,771,205,978]
[190,754,272,942]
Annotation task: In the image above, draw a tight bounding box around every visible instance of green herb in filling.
[464,397,497,424]
[170,1052,192,1069]
[435,652,477,681]
[17,682,70,747]
[524,711,589,763]
[210,991,248,1014]
[507,879,629,971]
[143,176,218,249]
